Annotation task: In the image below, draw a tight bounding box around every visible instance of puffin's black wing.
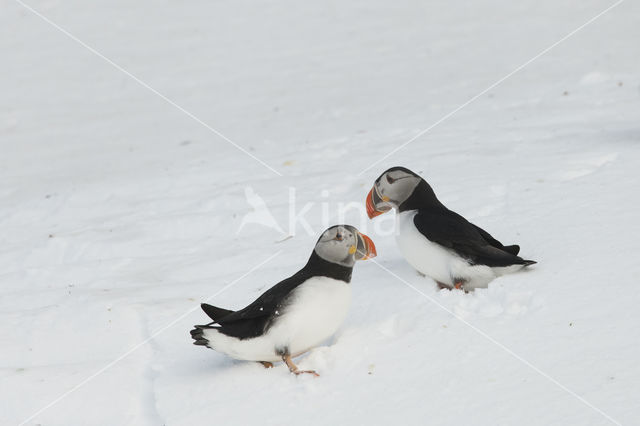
[195,269,311,340]
[413,210,532,267]
[471,224,520,255]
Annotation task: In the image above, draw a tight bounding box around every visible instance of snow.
[1,0,639,425]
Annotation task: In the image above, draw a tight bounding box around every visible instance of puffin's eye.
[386,175,396,184]
[336,232,343,241]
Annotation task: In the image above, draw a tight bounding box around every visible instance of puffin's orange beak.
[359,232,377,260]
[366,188,385,219]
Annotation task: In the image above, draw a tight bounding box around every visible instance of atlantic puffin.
[366,167,535,291]
[190,225,376,376]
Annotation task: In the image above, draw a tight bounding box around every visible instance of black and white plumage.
[366,167,535,291]
[190,225,376,376]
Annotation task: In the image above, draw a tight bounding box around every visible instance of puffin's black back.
[400,177,535,267]
[192,251,353,340]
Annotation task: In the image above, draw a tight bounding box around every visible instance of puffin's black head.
[314,225,376,267]
[366,167,425,218]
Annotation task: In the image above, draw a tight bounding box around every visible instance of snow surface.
[1,0,639,425]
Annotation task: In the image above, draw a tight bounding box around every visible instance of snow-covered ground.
[2,0,639,424]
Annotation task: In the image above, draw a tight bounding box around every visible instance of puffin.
[366,166,535,291]
[190,225,376,376]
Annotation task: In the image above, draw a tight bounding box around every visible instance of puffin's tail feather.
[522,259,537,266]
[190,325,215,346]
[201,303,234,322]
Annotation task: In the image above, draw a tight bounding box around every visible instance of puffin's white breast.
[203,276,351,362]
[396,210,458,284]
[270,276,351,356]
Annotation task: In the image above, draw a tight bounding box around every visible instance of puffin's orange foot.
[282,354,319,377]
[453,281,470,293]
[260,361,274,368]
[293,369,320,377]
